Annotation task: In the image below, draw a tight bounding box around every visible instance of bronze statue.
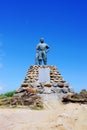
[35,38,50,65]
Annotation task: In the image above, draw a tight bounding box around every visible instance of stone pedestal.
[16,65,74,99]
[24,65,66,84]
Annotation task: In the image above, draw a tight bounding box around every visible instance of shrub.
[0,90,16,98]
[0,101,3,105]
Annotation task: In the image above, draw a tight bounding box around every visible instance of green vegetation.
[0,101,4,105]
[0,90,16,98]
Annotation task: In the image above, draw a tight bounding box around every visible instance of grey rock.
[43,87,52,94]
[58,82,64,88]
[64,82,69,88]
[52,82,58,87]
[30,82,41,88]
[68,87,74,93]
[13,92,25,97]
[37,88,45,94]
[51,87,62,93]
[62,87,69,93]
[56,87,63,93]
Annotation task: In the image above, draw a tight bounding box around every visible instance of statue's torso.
[37,43,48,51]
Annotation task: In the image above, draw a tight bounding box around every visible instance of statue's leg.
[38,51,43,65]
[43,58,47,65]
[43,52,47,65]
[39,59,42,65]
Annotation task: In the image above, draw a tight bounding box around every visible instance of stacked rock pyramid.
[16,65,74,100]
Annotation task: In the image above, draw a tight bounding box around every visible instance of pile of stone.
[0,65,75,108]
[24,65,67,84]
[62,89,87,104]
[0,93,43,109]
[15,65,74,100]
[17,82,74,95]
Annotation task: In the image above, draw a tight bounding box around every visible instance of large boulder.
[44,82,52,87]
[21,83,30,87]
[62,87,69,93]
[30,82,41,88]
[25,88,37,94]
[57,82,64,88]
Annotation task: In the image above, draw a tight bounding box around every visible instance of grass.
[0,101,4,105]
[0,90,16,98]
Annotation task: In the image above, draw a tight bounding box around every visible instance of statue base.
[16,65,74,99]
[23,65,67,84]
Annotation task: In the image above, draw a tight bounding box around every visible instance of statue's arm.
[36,44,39,53]
[46,45,50,53]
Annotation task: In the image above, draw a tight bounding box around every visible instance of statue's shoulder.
[43,43,48,46]
[45,43,50,47]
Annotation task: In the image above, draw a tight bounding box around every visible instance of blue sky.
[0,0,87,93]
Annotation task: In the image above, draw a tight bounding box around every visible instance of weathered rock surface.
[0,93,43,109]
[0,65,75,108]
[24,65,68,84]
[62,89,87,104]
[0,65,86,111]
[15,65,74,102]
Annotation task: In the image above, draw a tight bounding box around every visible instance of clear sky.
[0,0,87,94]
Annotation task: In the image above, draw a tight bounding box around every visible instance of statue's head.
[40,38,44,43]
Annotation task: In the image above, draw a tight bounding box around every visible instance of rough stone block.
[21,83,30,87]
[44,82,52,87]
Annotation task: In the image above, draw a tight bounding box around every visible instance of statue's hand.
[45,49,49,53]
[45,50,47,53]
[36,50,39,53]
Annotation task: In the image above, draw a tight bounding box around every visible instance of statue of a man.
[35,38,50,65]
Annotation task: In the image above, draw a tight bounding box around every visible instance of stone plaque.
[38,67,50,82]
